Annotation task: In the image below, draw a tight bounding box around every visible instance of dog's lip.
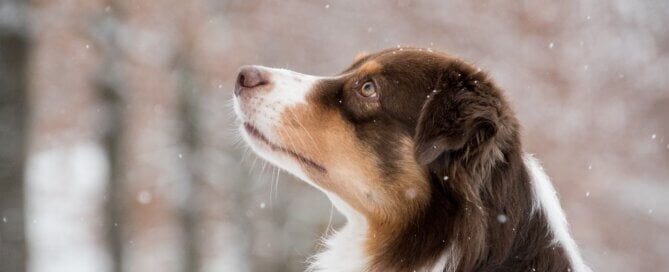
[243,122,327,173]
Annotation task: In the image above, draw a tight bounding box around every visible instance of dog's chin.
[240,122,324,186]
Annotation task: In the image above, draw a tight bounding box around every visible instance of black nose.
[235,66,267,96]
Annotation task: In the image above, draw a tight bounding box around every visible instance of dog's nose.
[235,66,267,96]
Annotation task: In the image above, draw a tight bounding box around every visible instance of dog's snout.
[235,66,268,96]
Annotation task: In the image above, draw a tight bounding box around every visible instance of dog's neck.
[309,192,451,272]
[308,154,590,272]
[308,193,370,272]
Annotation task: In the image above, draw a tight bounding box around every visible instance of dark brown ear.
[414,63,499,167]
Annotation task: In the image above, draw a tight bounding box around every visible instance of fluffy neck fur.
[309,150,589,272]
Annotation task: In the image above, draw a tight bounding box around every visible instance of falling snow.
[404,188,417,200]
[14,1,669,271]
[137,191,152,204]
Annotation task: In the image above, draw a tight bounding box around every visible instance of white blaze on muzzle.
[233,65,328,184]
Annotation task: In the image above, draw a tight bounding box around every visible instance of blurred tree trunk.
[175,57,202,272]
[0,1,30,271]
[92,4,126,272]
[98,70,125,272]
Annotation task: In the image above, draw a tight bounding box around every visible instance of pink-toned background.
[14,0,669,271]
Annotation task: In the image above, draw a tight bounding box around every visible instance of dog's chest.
[309,222,368,272]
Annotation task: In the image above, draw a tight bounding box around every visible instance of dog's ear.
[414,62,499,167]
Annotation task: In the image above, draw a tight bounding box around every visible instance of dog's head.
[233,48,517,224]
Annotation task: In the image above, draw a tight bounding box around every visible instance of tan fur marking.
[276,102,428,227]
[353,52,369,62]
[365,138,430,257]
[359,60,382,75]
[276,103,381,217]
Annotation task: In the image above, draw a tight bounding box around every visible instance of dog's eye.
[359,81,377,97]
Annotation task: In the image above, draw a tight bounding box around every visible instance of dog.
[233,48,590,272]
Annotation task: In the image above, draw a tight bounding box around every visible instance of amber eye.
[360,81,377,97]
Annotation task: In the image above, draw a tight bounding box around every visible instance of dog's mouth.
[243,122,327,173]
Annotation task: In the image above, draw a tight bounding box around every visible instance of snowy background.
[1,0,668,271]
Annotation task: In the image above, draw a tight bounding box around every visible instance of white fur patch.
[423,250,449,272]
[233,66,324,185]
[233,66,321,143]
[524,154,592,272]
[308,193,369,272]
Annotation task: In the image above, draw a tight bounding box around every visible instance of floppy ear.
[414,63,499,167]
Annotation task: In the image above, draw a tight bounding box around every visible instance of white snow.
[137,191,152,204]
[404,188,418,200]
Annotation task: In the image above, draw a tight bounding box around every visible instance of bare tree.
[0,1,30,271]
[91,4,127,272]
[175,58,203,272]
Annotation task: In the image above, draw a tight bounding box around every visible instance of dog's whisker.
[273,167,281,202]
